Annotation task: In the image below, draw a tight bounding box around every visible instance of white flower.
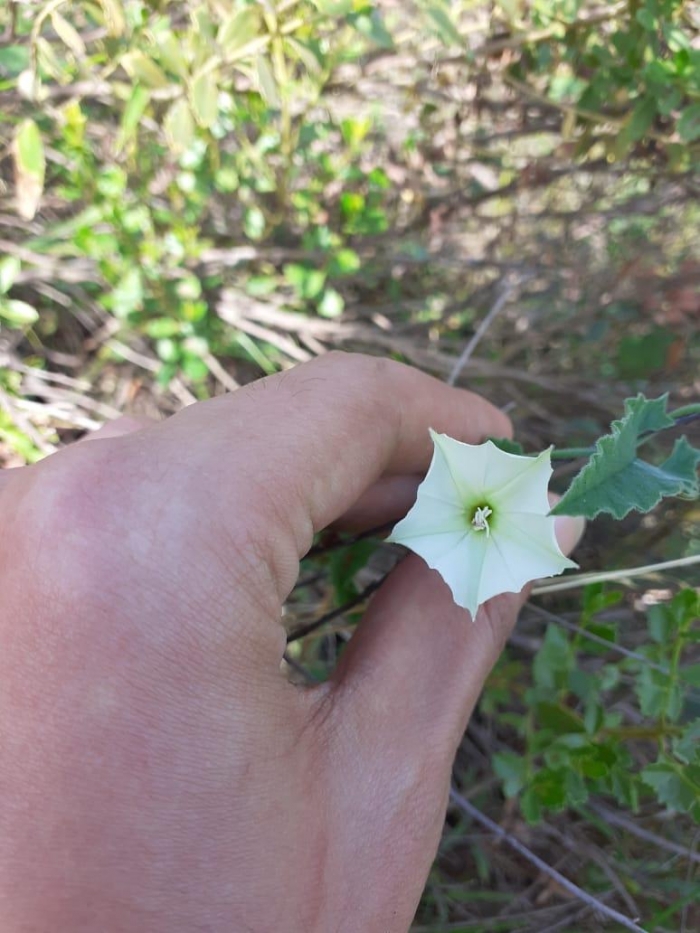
[388,431,577,617]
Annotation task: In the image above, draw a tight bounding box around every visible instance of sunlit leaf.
[218,8,261,55]
[164,98,196,153]
[99,0,126,37]
[51,12,86,57]
[419,0,463,47]
[190,69,219,127]
[115,84,150,153]
[256,57,280,106]
[12,119,45,220]
[309,0,353,14]
[121,51,169,89]
[154,31,189,79]
[0,299,39,326]
[0,257,21,295]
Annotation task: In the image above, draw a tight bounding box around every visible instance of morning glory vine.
[389,394,700,618]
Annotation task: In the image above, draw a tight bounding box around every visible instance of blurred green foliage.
[3,0,699,387]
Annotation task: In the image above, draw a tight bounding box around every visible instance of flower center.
[471,504,493,536]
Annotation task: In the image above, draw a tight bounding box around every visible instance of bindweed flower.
[388,431,577,618]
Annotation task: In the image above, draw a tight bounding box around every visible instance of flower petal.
[388,491,469,542]
[486,513,577,599]
[405,528,489,617]
[429,430,492,501]
[488,447,553,514]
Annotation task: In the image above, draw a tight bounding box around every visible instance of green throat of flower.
[470,504,494,536]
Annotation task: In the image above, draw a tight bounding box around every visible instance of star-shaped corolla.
[388,431,577,618]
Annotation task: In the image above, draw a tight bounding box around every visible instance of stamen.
[471,505,493,536]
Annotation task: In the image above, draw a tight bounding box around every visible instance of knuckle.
[3,445,124,593]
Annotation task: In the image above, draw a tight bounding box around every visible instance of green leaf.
[155,31,189,79]
[98,0,126,37]
[635,666,682,721]
[190,69,219,127]
[116,85,150,153]
[0,45,30,77]
[309,0,353,15]
[108,268,143,318]
[552,394,700,519]
[243,206,266,240]
[256,57,280,107]
[420,1,463,47]
[318,288,344,318]
[163,98,195,154]
[13,119,45,220]
[674,721,700,766]
[0,256,21,295]
[533,625,572,691]
[327,248,361,276]
[0,298,39,326]
[535,701,585,734]
[678,104,700,143]
[121,51,169,88]
[349,10,394,49]
[493,751,527,798]
[488,437,525,456]
[329,539,375,605]
[51,11,86,57]
[218,8,261,56]
[284,263,326,300]
[641,761,700,818]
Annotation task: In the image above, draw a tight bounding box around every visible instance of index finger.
[156,353,511,592]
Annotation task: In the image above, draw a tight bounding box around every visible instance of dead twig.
[589,804,700,867]
[447,274,530,386]
[449,788,649,933]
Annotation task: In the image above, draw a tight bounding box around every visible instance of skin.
[0,353,584,933]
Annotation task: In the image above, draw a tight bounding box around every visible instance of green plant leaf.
[116,84,150,153]
[488,437,525,456]
[51,11,86,58]
[493,751,527,798]
[13,119,45,220]
[218,8,261,56]
[0,298,39,326]
[0,45,30,77]
[190,68,219,127]
[121,51,169,88]
[318,287,344,317]
[309,0,352,15]
[163,98,195,154]
[0,256,21,295]
[641,760,700,818]
[552,395,700,519]
[678,103,700,143]
[419,0,463,47]
[256,57,280,107]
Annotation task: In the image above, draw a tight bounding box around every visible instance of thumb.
[331,513,585,761]
[80,415,154,443]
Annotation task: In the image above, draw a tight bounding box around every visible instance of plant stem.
[531,554,700,595]
[669,403,700,419]
[449,789,649,933]
[551,405,700,462]
[550,446,594,460]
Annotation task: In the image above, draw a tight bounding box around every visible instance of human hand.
[0,353,584,932]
